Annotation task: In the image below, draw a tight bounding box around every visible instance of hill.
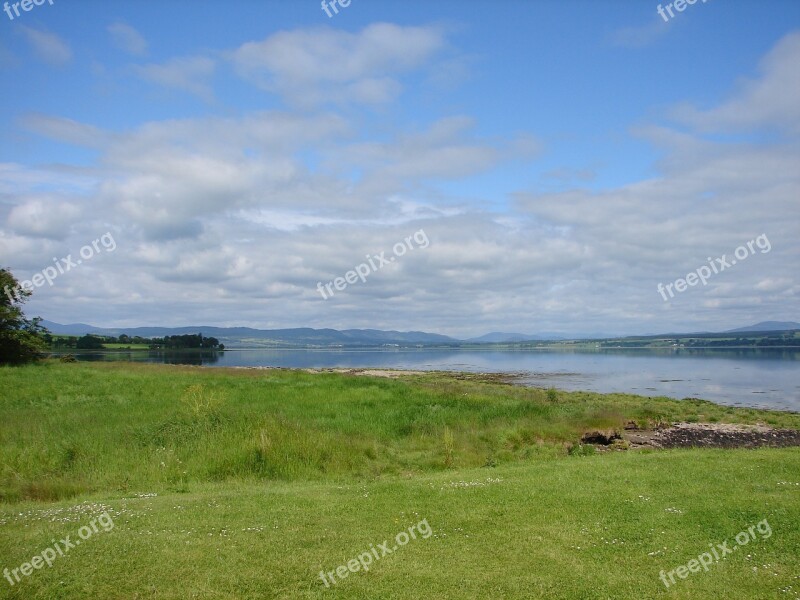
[726,321,800,333]
[39,320,799,348]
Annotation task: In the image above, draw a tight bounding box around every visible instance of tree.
[0,268,49,364]
[76,334,105,349]
[201,336,220,349]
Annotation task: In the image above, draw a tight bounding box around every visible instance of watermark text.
[3,232,117,303]
[4,0,54,22]
[318,518,432,587]
[657,234,770,301]
[659,518,772,589]
[317,229,429,300]
[3,511,114,587]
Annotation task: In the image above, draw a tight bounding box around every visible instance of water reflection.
[57,347,800,411]
[62,349,222,365]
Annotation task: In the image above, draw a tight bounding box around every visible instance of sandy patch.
[304,368,427,378]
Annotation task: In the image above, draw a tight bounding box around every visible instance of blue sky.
[1,0,798,336]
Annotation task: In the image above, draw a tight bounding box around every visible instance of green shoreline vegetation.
[45,329,800,353]
[49,333,224,351]
[1,361,799,598]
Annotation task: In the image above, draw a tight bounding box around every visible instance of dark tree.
[0,268,49,364]
[201,336,220,349]
[161,333,221,349]
[76,334,105,349]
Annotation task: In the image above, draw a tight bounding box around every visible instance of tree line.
[50,333,224,350]
[3,266,225,364]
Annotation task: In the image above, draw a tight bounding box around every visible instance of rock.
[581,429,621,445]
[622,422,800,450]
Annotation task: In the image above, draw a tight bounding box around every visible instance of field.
[1,362,798,599]
[97,343,151,350]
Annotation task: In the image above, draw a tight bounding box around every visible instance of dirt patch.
[304,368,427,379]
[448,371,527,385]
[623,422,800,450]
[581,429,622,445]
[304,368,527,384]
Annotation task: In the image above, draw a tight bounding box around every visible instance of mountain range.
[39,320,799,348]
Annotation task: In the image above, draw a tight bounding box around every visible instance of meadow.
[0,361,798,599]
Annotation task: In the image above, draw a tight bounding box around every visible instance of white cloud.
[672,31,800,134]
[755,278,796,293]
[108,22,148,56]
[2,26,798,336]
[0,162,96,195]
[20,114,110,148]
[332,117,539,196]
[340,117,499,181]
[135,56,216,101]
[231,23,446,106]
[609,20,670,48]
[7,198,80,240]
[18,26,72,66]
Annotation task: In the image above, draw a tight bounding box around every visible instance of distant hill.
[39,321,457,347]
[725,321,800,333]
[40,321,108,336]
[39,320,799,348]
[466,332,566,343]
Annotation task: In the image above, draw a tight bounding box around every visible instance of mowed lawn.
[0,362,798,599]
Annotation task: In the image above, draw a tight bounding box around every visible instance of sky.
[0,0,798,338]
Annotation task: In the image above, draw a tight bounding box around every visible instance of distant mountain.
[466,332,565,343]
[340,329,454,344]
[40,321,109,336]
[39,320,799,347]
[725,321,800,333]
[39,321,457,347]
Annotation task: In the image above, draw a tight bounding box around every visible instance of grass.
[99,343,151,350]
[0,361,798,598]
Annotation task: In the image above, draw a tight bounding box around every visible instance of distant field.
[0,362,798,598]
[99,343,151,350]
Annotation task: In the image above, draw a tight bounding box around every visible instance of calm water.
[65,348,800,412]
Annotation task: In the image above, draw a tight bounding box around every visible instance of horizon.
[1,1,799,338]
[39,317,800,342]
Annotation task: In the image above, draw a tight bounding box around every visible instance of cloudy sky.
[0,0,798,337]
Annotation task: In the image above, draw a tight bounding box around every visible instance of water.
[64,348,800,412]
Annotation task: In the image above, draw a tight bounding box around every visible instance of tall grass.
[1,361,798,503]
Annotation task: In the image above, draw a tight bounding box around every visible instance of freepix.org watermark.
[657,0,710,23]
[3,0,54,21]
[659,518,772,589]
[657,234,770,302]
[3,511,114,587]
[316,229,429,300]
[321,0,352,18]
[3,232,116,303]
[318,518,432,587]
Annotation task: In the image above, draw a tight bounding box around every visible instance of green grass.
[1,362,798,598]
[100,343,151,350]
